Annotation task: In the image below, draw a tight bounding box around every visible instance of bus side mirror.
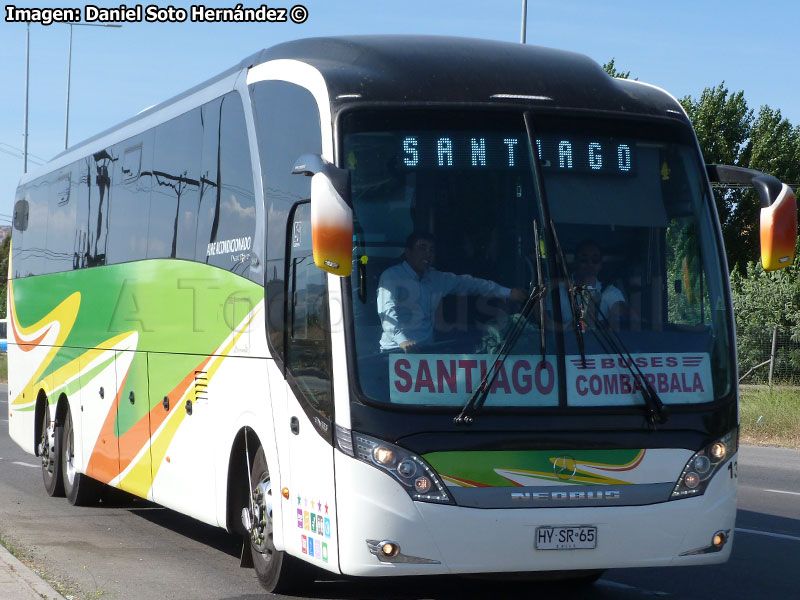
[293,154,353,277]
[754,176,797,271]
[706,164,797,271]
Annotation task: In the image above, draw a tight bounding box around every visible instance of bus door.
[278,202,338,567]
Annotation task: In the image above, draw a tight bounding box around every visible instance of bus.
[7,36,797,592]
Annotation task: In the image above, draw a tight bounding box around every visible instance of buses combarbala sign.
[566,353,713,406]
[389,353,712,406]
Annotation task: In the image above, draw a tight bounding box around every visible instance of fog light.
[380,541,400,557]
[710,442,726,460]
[685,472,700,489]
[373,446,396,466]
[712,532,727,548]
[414,477,431,493]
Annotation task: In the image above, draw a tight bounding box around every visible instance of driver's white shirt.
[559,278,625,322]
[377,260,511,351]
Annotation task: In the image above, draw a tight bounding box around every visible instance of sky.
[1,0,798,224]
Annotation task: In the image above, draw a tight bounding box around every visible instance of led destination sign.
[399,133,635,175]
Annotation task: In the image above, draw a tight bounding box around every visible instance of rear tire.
[40,402,64,497]
[247,446,307,594]
[62,405,101,506]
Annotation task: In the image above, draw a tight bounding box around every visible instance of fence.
[738,326,800,385]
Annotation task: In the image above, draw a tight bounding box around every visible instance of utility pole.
[65,24,73,149]
[63,22,122,150]
[23,22,30,173]
[521,0,528,44]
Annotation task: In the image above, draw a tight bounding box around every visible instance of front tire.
[62,405,100,506]
[247,446,306,594]
[40,402,64,497]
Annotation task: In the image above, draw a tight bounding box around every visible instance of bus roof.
[45,36,685,176]
[257,35,685,118]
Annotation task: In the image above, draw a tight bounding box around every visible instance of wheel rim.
[64,415,76,486]
[250,476,274,562]
[40,409,54,476]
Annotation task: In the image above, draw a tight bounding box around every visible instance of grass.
[0,352,6,383]
[740,386,800,448]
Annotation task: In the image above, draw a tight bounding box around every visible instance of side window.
[74,158,91,269]
[121,145,141,182]
[251,81,322,361]
[12,192,28,278]
[150,109,202,260]
[46,166,78,274]
[88,149,114,267]
[107,134,152,264]
[196,93,256,274]
[20,177,49,276]
[287,202,333,420]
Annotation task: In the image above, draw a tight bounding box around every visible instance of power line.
[0,142,46,165]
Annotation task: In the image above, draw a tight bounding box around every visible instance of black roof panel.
[253,35,683,118]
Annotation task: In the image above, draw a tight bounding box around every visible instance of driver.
[563,240,625,326]
[377,232,526,352]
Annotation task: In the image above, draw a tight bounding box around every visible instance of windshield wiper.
[577,287,669,427]
[454,221,548,425]
[548,220,588,367]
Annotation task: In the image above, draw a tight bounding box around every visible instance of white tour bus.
[7,36,797,593]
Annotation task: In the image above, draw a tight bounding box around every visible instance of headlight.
[671,428,738,499]
[336,426,453,505]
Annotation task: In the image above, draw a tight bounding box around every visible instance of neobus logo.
[511,490,621,502]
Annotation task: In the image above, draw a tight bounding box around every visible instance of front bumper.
[334,450,737,576]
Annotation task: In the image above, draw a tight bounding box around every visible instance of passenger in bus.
[563,240,626,327]
[377,232,527,352]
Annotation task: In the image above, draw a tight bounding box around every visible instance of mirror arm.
[292,154,351,204]
[706,164,785,208]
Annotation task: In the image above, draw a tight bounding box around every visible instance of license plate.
[535,526,597,550]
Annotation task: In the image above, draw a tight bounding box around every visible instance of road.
[2,383,799,599]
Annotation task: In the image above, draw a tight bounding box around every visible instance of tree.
[680,84,755,270]
[680,84,800,271]
[730,253,800,381]
[602,58,632,79]
[0,233,9,318]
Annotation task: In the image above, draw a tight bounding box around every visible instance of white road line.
[736,527,800,542]
[765,489,800,496]
[12,462,39,469]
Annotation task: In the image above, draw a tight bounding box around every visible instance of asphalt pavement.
[2,382,799,599]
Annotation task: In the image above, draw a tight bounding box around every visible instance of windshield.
[343,110,734,410]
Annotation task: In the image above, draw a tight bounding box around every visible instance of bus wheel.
[246,446,305,594]
[39,402,65,497]
[62,405,100,506]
